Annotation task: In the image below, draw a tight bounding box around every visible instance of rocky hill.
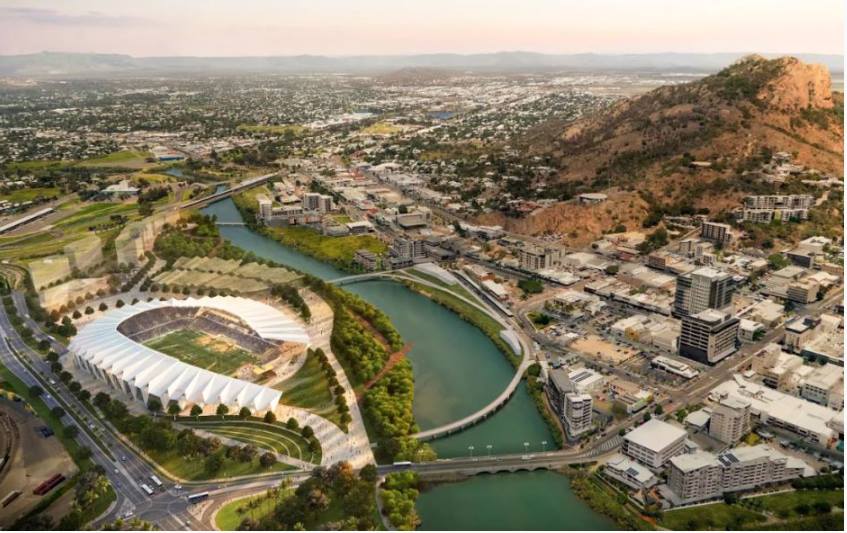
[493,55,844,246]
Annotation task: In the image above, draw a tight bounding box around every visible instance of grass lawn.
[274,351,342,427]
[180,419,321,464]
[3,160,67,172]
[748,489,844,518]
[265,225,387,266]
[0,187,61,203]
[77,150,152,168]
[215,488,292,530]
[143,329,258,376]
[661,502,766,530]
[144,447,293,481]
[360,121,403,135]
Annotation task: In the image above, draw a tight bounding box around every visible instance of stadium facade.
[69,296,310,413]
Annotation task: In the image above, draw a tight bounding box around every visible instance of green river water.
[202,197,614,530]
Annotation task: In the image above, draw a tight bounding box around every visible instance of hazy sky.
[0,0,843,56]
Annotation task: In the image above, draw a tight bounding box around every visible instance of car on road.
[121,456,127,462]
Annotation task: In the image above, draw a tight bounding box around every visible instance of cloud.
[0,7,148,27]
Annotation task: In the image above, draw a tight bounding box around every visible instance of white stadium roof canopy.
[69,296,310,412]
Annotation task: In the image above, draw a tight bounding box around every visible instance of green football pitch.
[144,328,258,375]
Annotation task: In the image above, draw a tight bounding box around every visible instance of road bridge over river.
[180,172,277,209]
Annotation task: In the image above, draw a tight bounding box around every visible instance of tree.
[37,339,50,351]
[72,310,82,319]
[263,411,276,424]
[359,463,378,483]
[78,389,91,402]
[238,407,251,419]
[204,453,223,475]
[99,302,108,312]
[286,417,299,431]
[768,253,789,270]
[168,402,182,420]
[69,381,82,394]
[64,425,79,438]
[147,397,163,415]
[259,452,277,468]
[84,306,94,315]
[216,404,229,419]
[29,384,43,397]
[301,425,314,439]
[94,392,111,410]
[59,370,73,383]
[190,404,203,419]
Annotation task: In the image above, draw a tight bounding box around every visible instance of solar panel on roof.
[625,467,640,476]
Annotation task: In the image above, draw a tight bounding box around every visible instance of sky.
[0,0,843,57]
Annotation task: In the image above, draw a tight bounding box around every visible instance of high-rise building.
[546,368,593,439]
[679,309,739,364]
[257,194,273,221]
[673,267,736,318]
[518,245,562,271]
[708,397,750,444]
[303,192,334,213]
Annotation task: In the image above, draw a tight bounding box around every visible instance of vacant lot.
[77,150,152,169]
[144,329,258,375]
[571,334,638,365]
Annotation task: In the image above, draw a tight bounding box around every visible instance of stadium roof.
[70,296,310,412]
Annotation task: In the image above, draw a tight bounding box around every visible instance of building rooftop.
[669,450,717,472]
[624,419,687,452]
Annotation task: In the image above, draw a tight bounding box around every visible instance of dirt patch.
[570,334,638,366]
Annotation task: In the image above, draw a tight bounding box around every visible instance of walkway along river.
[202,197,612,529]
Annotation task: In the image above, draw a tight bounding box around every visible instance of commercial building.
[390,237,426,267]
[783,316,819,353]
[609,380,653,414]
[799,364,843,410]
[622,419,687,469]
[679,309,739,364]
[603,454,658,491]
[668,445,812,504]
[651,356,698,379]
[353,249,381,272]
[673,267,736,318]
[708,397,751,445]
[710,377,841,447]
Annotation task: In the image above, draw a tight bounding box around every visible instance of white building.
[604,453,658,490]
[623,419,687,469]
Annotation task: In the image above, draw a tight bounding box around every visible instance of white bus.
[150,475,163,488]
[140,484,154,496]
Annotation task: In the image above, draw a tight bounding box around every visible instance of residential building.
[679,309,739,364]
[622,418,687,469]
[673,267,736,318]
[700,221,731,244]
[708,397,751,444]
[547,368,593,439]
[518,245,562,271]
[739,195,814,223]
[353,249,381,272]
[302,192,334,213]
[668,445,811,504]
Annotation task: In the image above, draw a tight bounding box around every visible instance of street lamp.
[541,440,548,452]
[486,444,493,457]
[468,445,475,459]
[523,441,529,454]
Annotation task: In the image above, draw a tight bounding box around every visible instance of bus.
[33,474,65,496]
[150,475,163,488]
[140,484,154,496]
[392,461,412,468]
[187,492,209,504]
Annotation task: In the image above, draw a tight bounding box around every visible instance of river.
[201,197,613,530]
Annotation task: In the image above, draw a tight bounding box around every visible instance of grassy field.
[749,489,844,519]
[215,488,292,530]
[180,419,320,464]
[77,150,152,168]
[265,225,387,266]
[661,502,766,530]
[144,446,293,481]
[360,121,403,135]
[143,329,258,376]
[0,187,61,203]
[0,201,138,261]
[274,351,342,427]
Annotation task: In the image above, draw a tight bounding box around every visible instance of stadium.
[69,296,311,414]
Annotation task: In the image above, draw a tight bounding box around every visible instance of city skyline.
[0,0,843,57]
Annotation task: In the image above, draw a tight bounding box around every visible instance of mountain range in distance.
[0,50,842,77]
